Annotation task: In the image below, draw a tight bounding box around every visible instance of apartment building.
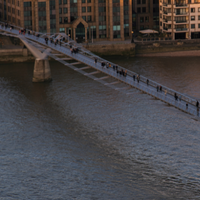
[133,0,159,32]
[0,0,133,42]
[160,0,200,40]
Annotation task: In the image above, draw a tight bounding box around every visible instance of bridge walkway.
[0,25,199,118]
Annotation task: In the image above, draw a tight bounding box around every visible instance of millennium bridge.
[0,22,199,119]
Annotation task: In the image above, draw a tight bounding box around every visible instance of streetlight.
[131,31,134,43]
[92,27,93,43]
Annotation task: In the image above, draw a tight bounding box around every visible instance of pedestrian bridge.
[0,22,199,119]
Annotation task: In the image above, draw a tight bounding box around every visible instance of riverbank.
[136,49,200,57]
[1,36,200,62]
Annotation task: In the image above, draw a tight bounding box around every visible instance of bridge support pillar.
[32,58,52,82]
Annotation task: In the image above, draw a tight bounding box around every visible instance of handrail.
[0,22,199,112]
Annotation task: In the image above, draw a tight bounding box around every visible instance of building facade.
[133,0,159,32]
[0,0,133,42]
[160,0,200,40]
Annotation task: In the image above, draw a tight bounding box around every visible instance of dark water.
[0,56,200,199]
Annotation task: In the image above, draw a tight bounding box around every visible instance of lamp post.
[92,27,93,43]
[131,31,134,43]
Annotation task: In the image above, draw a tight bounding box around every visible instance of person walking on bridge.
[146,79,149,86]
[94,58,97,65]
[174,93,178,101]
[160,86,162,92]
[133,74,135,81]
[196,100,199,116]
[124,70,127,77]
[137,75,140,83]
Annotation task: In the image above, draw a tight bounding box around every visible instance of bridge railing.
[0,21,199,109]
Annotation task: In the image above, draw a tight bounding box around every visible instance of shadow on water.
[0,60,200,199]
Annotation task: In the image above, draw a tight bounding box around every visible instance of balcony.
[174,3,188,8]
[175,12,188,16]
[163,27,172,32]
[174,20,188,24]
[163,11,172,16]
[163,3,172,7]
[175,28,188,32]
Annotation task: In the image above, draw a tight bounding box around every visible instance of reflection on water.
[0,57,200,199]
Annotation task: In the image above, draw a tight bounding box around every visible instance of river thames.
[0,56,200,199]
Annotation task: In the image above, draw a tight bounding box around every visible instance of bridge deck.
[0,25,199,118]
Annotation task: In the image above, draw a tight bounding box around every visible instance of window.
[59,0,62,4]
[99,25,106,30]
[70,0,77,3]
[64,8,68,13]
[82,0,85,3]
[24,11,32,17]
[24,2,31,7]
[140,25,144,30]
[142,0,146,4]
[82,16,86,20]
[99,7,106,12]
[82,7,86,12]
[87,15,91,21]
[137,0,140,4]
[70,7,77,12]
[87,6,91,12]
[191,24,195,28]
[198,7,200,12]
[124,6,128,11]
[113,7,120,12]
[59,28,65,33]
[113,25,120,30]
[142,7,146,12]
[191,16,195,20]
[145,16,149,22]
[99,16,106,21]
[38,2,45,7]
[140,17,144,22]
[191,8,195,13]
[59,17,62,23]
[38,11,46,16]
[59,8,62,14]
[137,7,141,13]
[64,17,68,23]
[198,15,200,20]
[63,0,67,4]
[24,20,32,26]
[113,16,120,22]
[87,0,91,2]
[198,24,200,28]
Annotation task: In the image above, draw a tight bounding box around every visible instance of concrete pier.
[32,58,52,82]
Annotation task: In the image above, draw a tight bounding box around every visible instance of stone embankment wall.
[0,49,34,63]
[83,43,136,56]
[84,39,200,57]
[135,40,200,56]
[0,35,35,62]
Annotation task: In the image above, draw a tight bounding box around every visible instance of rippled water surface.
[0,56,200,199]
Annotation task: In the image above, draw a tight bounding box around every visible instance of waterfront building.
[0,0,133,42]
[133,0,159,32]
[159,0,200,40]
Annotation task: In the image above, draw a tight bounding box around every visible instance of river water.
[0,56,200,199]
